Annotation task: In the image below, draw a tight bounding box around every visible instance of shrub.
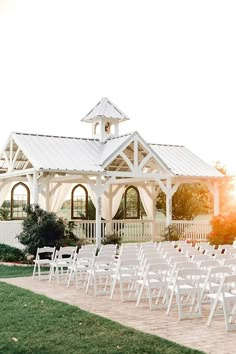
[0,244,25,262]
[76,237,93,249]
[208,212,236,246]
[102,233,122,245]
[17,204,78,256]
[161,225,181,242]
[0,208,10,220]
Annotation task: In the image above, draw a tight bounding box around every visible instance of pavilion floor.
[1,276,235,354]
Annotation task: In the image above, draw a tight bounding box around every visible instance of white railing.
[73,220,154,243]
[111,220,153,242]
[73,219,211,243]
[0,219,211,249]
[0,221,24,249]
[172,220,211,241]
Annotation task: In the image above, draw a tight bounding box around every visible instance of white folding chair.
[32,246,56,279]
[49,247,77,283]
[136,262,170,310]
[85,254,115,296]
[197,266,232,310]
[110,258,140,302]
[66,248,95,288]
[207,274,236,331]
[167,267,204,320]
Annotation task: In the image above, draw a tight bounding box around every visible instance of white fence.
[73,219,210,243]
[0,219,211,249]
[0,221,24,249]
[172,220,211,242]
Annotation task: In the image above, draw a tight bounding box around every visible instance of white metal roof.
[150,144,222,177]
[0,131,223,178]
[11,132,103,172]
[81,97,130,123]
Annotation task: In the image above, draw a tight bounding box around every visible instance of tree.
[17,204,77,256]
[156,183,210,220]
[208,212,236,246]
[214,161,235,213]
[0,207,10,220]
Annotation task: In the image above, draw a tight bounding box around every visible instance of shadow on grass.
[0,282,204,354]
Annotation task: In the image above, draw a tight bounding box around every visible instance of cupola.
[81,97,129,142]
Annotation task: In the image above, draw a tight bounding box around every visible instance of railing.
[73,219,211,243]
[172,220,211,241]
[0,221,24,249]
[73,220,154,243]
[0,219,211,249]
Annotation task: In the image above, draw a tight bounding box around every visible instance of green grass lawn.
[0,282,204,354]
[0,264,34,278]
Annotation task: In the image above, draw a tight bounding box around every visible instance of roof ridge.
[150,142,185,148]
[105,132,133,142]
[13,132,100,142]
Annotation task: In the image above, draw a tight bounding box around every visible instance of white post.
[166,178,172,226]
[32,171,39,205]
[206,181,220,216]
[150,184,156,241]
[95,176,102,249]
[107,184,113,235]
[213,182,220,216]
[45,183,50,211]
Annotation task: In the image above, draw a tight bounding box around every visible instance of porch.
[0,219,211,249]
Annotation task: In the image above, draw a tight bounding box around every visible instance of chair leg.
[166,288,175,315]
[110,274,118,300]
[32,263,37,278]
[136,282,145,307]
[207,297,219,327]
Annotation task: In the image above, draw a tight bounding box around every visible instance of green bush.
[0,244,25,262]
[102,233,122,245]
[0,208,10,220]
[161,225,181,242]
[208,212,236,246]
[17,204,78,256]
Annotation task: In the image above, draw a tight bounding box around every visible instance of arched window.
[11,182,30,220]
[124,186,140,219]
[71,184,88,219]
[94,122,99,135]
[105,122,110,133]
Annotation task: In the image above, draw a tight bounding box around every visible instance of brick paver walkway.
[1,276,236,354]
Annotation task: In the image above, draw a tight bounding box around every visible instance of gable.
[0,134,34,172]
[101,133,170,175]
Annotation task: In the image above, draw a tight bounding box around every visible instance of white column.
[166,178,172,226]
[206,181,220,216]
[95,176,102,249]
[107,184,113,235]
[150,184,157,241]
[32,171,39,205]
[45,183,50,211]
[213,182,220,216]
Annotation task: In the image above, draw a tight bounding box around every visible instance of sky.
[0,0,236,174]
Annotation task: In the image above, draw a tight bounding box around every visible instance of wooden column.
[107,184,113,235]
[206,181,220,216]
[165,178,172,226]
[95,176,102,249]
[32,171,39,205]
[213,182,220,216]
[150,184,157,242]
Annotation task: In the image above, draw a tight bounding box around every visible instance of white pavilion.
[0,98,223,248]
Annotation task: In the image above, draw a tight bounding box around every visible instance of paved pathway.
[1,276,236,354]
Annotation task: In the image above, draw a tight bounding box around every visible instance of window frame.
[124,185,140,219]
[10,182,30,220]
[71,184,88,220]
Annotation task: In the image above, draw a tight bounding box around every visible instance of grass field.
[0,264,34,278]
[0,282,204,354]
